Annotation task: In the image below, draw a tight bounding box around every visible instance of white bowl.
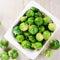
[4,1,60,59]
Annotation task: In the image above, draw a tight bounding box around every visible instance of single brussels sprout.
[48,23,56,31]
[24,31,30,36]
[50,39,60,50]
[12,26,21,35]
[8,49,18,59]
[16,35,24,43]
[31,7,38,11]
[43,16,52,25]
[27,17,34,25]
[19,23,28,31]
[0,39,9,49]
[32,42,42,50]
[44,49,52,57]
[20,16,27,22]
[0,52,9,60]
[28,35,36,43]
[43,31,51,40]
[26,10,34,17]
[36,33,43,41]
[22,40,31,49]
[35,17,43,26]
[29,25,38,35]
[35,12,42,17]
[39,26,45,32]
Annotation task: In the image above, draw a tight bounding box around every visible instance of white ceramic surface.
[4,1,60,59]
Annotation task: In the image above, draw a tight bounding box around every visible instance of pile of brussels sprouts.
[12,7,56,50]
[0,39,19,60]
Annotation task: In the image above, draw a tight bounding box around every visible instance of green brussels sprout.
[35,17,43,26]
[28,35,36,43]
[39,26,45,32]
[35,12,42,17]
[32,42,42,50]
[50,39,60,50]
[31,7,38,11]
[26,10,34,17]
[29,25,38,35]
[43,31,51,40]
[0,52,9,60]
[0,39,8,49]
[22,40,31,49]
[20,16,27,22]
[12,26,21,35]
[19,23,28,31]
[16,35,24,43]
[36,33,43,41]
[27,17,34,25]
[44,49,52,57]
[24,31,30,36]
[43,16,52,25]
[48,23,56,31]
[8,49,18,59]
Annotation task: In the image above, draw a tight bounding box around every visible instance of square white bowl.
[4,1,60,59]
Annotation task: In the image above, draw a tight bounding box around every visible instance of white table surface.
[0,0,60,60]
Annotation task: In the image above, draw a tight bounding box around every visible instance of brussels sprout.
[44,49,52,57]
[35,17,43,26]
[32,42,42,50]
[39,26,45,32]
[27,17,34,25]
[22,40,31,49]
[48,23,56,31]
[29,25,38,35]
[8,49,18,59]
[36,33,43,41]
[43,16,52,25]
[13,26,21,35]
[24,31,30,36]
[50,39,60,50]
[28,35,36,43]
[0,39,8,49]
[0,52,9,60]
[16,35,24,43]
[26,10,34,17]
[43,31,51,40]
[19,23,28,31]
[31,7,38,11]
[20,16,27,22]
[35,12,42,17]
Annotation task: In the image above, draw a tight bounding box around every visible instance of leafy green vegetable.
[0,52,9,60]
[50,39,60,50]
[29,25,38,35]
[16,35,24,43]
[43,31,51,40]
[48,23,56,31]
[19,23,28,31]
[36,33,43,41]
[13,26,21,35]
[44,49,52,57]
[22,40,31,49]
[32,42,42,50]
[0,39,9,49]
[35,17,43,26]
[8,49,18,59]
